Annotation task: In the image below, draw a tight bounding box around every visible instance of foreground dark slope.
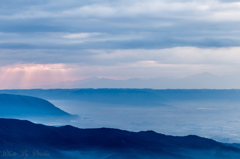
[0,119,240,159]
[0,94,76,120]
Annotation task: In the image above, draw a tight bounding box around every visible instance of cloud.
[62,33,102,39]
[0,0,240,49]
[1,47,240,76]
[1,0,240,87]
[2,47,240,66]
[1,0,240,21]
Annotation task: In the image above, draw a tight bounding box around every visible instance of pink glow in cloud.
[0,63,77,89]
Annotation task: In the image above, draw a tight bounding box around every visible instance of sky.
[1,0,240,88]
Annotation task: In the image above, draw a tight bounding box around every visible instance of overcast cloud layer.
[1,0,240,88]
[2,0,240,49]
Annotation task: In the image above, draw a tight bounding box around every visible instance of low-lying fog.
[49,100,240,143]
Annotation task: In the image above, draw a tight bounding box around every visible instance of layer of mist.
[1,89,240,143]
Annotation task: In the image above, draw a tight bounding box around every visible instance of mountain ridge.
[21,72,240,89]
[0,94,77,120]
[0,118,240,159]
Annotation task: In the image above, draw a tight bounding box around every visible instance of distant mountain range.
[2,89,240,106]
[37,72,240,89]
[0,118,240,159]
[0,94,77,121]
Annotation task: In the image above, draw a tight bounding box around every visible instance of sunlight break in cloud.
[0,63,75,89]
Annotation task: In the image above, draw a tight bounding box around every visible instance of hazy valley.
[1,89,240,143]
[2,89,240,158]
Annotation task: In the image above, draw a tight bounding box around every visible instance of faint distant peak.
[82,76,100,82]
[85,77,99,80]
[183,72,219,79]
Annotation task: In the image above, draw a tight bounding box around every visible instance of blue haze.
[2,89,240,143]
